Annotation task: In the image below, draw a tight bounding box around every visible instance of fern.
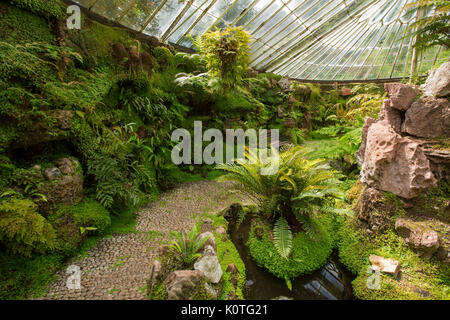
[273,217,293,259]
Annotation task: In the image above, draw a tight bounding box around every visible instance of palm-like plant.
[169,226,210,268]
[217,145,344,259]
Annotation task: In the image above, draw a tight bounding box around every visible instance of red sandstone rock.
[384,83,419,111]
[395,218,440,259]
[164,270,205,300]
[360,121,437,199]
[402,97,450,138]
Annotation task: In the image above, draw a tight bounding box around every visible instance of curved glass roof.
[73,0,449,81]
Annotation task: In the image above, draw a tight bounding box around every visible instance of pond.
[227,215,355,300]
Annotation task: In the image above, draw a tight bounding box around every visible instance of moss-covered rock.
[248,216,334,279]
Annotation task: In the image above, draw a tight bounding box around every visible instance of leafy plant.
[193,26,252,93]
[273,217,292,260]
[404,1,450,52]
[0,198,56,256]
[217,145,344,259]
[170,226,209,268]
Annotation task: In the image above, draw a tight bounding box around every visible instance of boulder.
[198,232,216,253]
[355,187,395,233]
[360,121,437,199]
[278,76,291,91]
[384,83,419,111]
[42,174,83,206]
[369,255,400,278]
[202,245,216,257]
[194,255,223,284]
[48,110,73,130]
[356,117,377,166]
[44,167,62,181]
[215,226,226,235]
[395,218,440,259]
[226,264,239,274]
[164,270,205,300]
[379,99,402,133]
[56,158,74,175]
[402,97,450,138]
[422,61,450,97]
[151,260,162,281]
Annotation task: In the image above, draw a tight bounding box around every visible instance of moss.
[248,216,333,279]
[0,2,54,44]
[337,216,450,300]
[7,0,65,20]
[153,46,174,71]
[347,179,364,206]
[0,251,64,299]
[69,198,111,235]
[148,281,168,300]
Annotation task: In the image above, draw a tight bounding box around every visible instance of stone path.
[40,180,246,300]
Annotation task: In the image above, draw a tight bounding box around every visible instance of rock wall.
[358,61,450,199]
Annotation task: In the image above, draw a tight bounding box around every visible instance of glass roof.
[74,0,449,81]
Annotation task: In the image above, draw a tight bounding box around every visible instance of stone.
[44,167,62,181]
[246,67,259,78]
[395,218,440,259]
[49,110,74,130]
[379,99,402,133]
[158,245,170,256]
[356,117,377,166]
[423,61,450,97]
[215,226,226,235]
[402,97,450,138]
[194,255,223,284]
[384,83,419,111]
[277,105,284,118]
[164,270,205,300]
[198,232,216,253]
[202,245,216,257]
[226,264,239,274]
[360,121,437,199]
[339,87,353,96]
[369,255,400,277]
[42,174,83,206]
[355,187,395,233]
[278,76,291,91]
[56,158,74,175]
[151,260,162,281]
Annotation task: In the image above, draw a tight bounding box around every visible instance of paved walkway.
[41,180,245,300]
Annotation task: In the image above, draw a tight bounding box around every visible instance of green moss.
[7,0,65,20]
[70,198,111,234]
[248,216,333,279]
[0,251,64,299]
[337,216,450,300]
[0,2,54,44]
[153,46,174,71]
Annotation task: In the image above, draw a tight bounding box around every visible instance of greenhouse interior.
[0,0,449,302]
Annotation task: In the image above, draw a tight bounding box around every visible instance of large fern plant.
[217,145,344,259]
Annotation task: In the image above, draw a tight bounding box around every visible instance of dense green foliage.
[194,26,251,93]
[217,146,344,261]
[169,226,209,268]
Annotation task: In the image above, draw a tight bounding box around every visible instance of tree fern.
[273,217,293,260]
